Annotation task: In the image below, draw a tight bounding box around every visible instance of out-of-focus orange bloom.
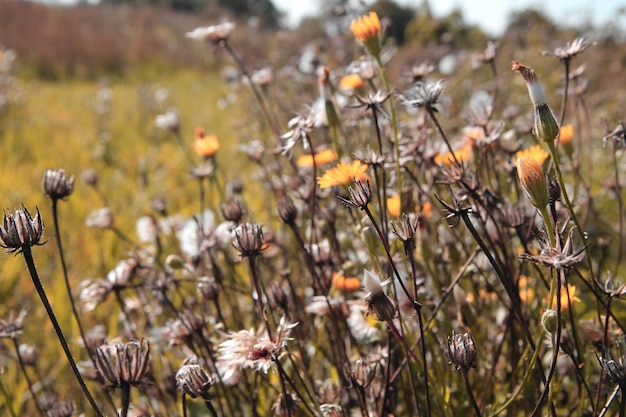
[551,283,581,310]
[387,195,401,218]
[560,124,574,145]
[296,149,338,168]
[434,143,473,165]
[465,128,485,146]
[350,11,381,57]
[339,74,364,91]
[515,145,549,166]
[419,201,433,218]
[332,272,361,292]
[193,127,219,158]
[317,160,371,189]
[518,275,535,303]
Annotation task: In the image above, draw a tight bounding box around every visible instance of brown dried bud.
[220,198,245,223]
[277,196,298,224]
[0,205,45,253]
[95,338,151,387]
[176,362,214,398]
[232,223,265,257]
[445,330,478,371]
[43,169,75,200]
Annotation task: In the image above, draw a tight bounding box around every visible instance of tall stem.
[21,246,104,417]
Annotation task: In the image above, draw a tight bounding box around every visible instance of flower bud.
[516,157,550,209]
[541,309,558,334]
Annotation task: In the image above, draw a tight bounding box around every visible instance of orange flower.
[434,143,473,165]
[387,195,401,218]
[515,144,549,165]
[419,201,433,218]
[465,127,485,146]
[332,272,361,292]
[339,74,364,91]
[193,127,219,158]
[296,149,338,168]
[317,160,371,189]
[551,283,581,310]
[560,124,574,145]
[350,11,381,57]
[516,156,549,209]
[518,274,535,304]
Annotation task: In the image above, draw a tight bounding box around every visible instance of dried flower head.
[85,207,114,229]
[0,309,27,339]
[516,157,550,209]
[519,228,586,269]
[0,205,45,253]
[251,66,273,87]
[350,11,382,57]
[403,80,446,111]
[271,392,300,417]
[95,339,151,387]
[542,37,592,61]
[232,223,265,257]
[445,330,478,371]
[217,317,297,381]
[598,341,626,384]
[155,108,180,132]
[186,21,235,45]
[277,196,298,224]
[176,361,214,399]
[220,197,245,223]
[338,180,373,210]
[43,169,75,200]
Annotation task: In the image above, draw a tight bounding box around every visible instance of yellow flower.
[387,195,401,218]
[551,283,581,310]
[518,274,535,304]
[339,74,364,91]
[192,127,219,158]
[317,160,371,189]
[350,11,382,57]
[515,144,549,166]
[296,149,338,168]
[434,143,473,165]
[419,201,433,218]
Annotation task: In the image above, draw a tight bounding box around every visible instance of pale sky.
[272,0,626,36]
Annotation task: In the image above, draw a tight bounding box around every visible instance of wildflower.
[338,74,364,91]
[550,283,581,310]
[107,258,139,290]
[85,207,114,229]
[332,272,361,292]
[217,317,297,381]
[434,143,473,165]
[337,180,373,210]
[0,309,27,339]
[281,113,315,155]
[18,344,37,367]
[516,157,549,209]
[0,205,45,253]
[81,169,99,187]
[392,213,419,243]
[351,358,374,388]
[43,169,75,200]
[560,124,574,145]
[402,80,446,111]
[350,11,382,57]
[363,270,395,322]
[387,195,401,217]
[445,330,478,371]
[317,160,371,189]
[186,21,235,45]
[320,404,344,417]
[232,223,265,257]
[515,145,549,166]
[542,37,592,61]
[405,62,435,83]
[176,360,214,399]
[296,149,338,168]
[95,339,151,387]
[518,275,535,304]
[155,108,180,132]
[512,61,559,144]
[192,127,219,158]
[351,90,392,119]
